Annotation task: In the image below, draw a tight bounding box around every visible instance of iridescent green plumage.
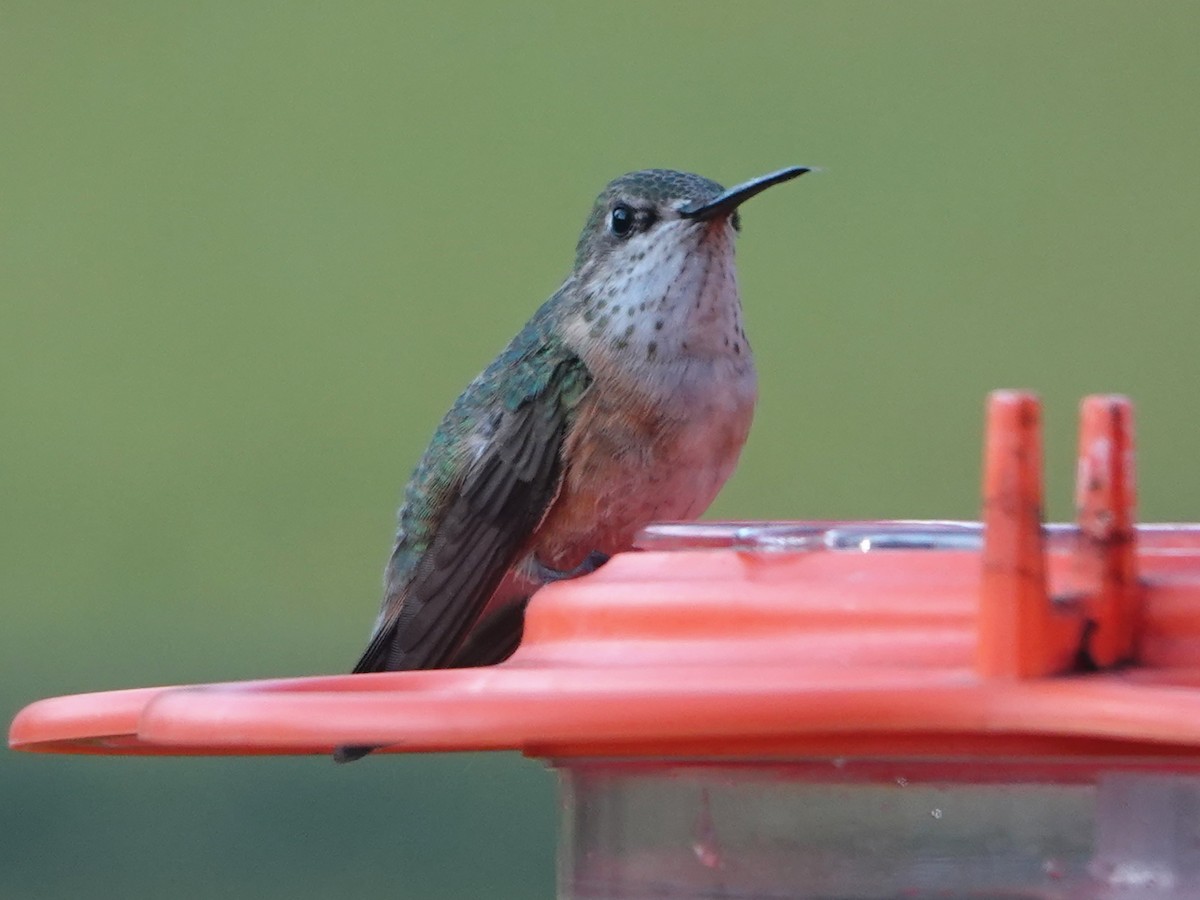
[354,296,592,675]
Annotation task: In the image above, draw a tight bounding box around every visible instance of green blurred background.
[4,3,1199,897]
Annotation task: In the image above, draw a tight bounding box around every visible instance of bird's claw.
[530,550,611,585]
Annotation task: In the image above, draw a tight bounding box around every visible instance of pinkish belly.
[530,388,755,568]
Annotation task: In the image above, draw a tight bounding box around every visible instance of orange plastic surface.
[10,391,1200,759]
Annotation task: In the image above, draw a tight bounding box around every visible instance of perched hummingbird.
[335,166,808,761]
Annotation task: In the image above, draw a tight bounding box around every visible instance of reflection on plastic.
[638,520,1200,555]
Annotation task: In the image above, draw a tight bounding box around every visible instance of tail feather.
[332,597,533,764]
[333,744,376,764]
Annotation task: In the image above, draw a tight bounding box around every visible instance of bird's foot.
[530,550,611,585]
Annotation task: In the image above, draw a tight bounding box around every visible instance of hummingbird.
[335,166,808,762]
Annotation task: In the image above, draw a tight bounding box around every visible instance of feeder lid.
[10,392,1200,760]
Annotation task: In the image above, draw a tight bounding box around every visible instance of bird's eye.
[609,204,635,237]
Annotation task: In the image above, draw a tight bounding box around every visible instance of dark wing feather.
[351,353,590,674]
[447,597,530,668]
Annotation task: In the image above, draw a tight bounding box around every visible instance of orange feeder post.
[11,391,1200,897]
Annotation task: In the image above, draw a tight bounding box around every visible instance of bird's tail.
[333,744,375,764]
[332,597,534,764]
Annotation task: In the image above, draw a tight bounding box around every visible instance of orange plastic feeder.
[12,390,1200,898]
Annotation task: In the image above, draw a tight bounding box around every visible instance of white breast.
[558,216,759,527]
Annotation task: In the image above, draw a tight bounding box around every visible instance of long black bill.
[679,165,811,222]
